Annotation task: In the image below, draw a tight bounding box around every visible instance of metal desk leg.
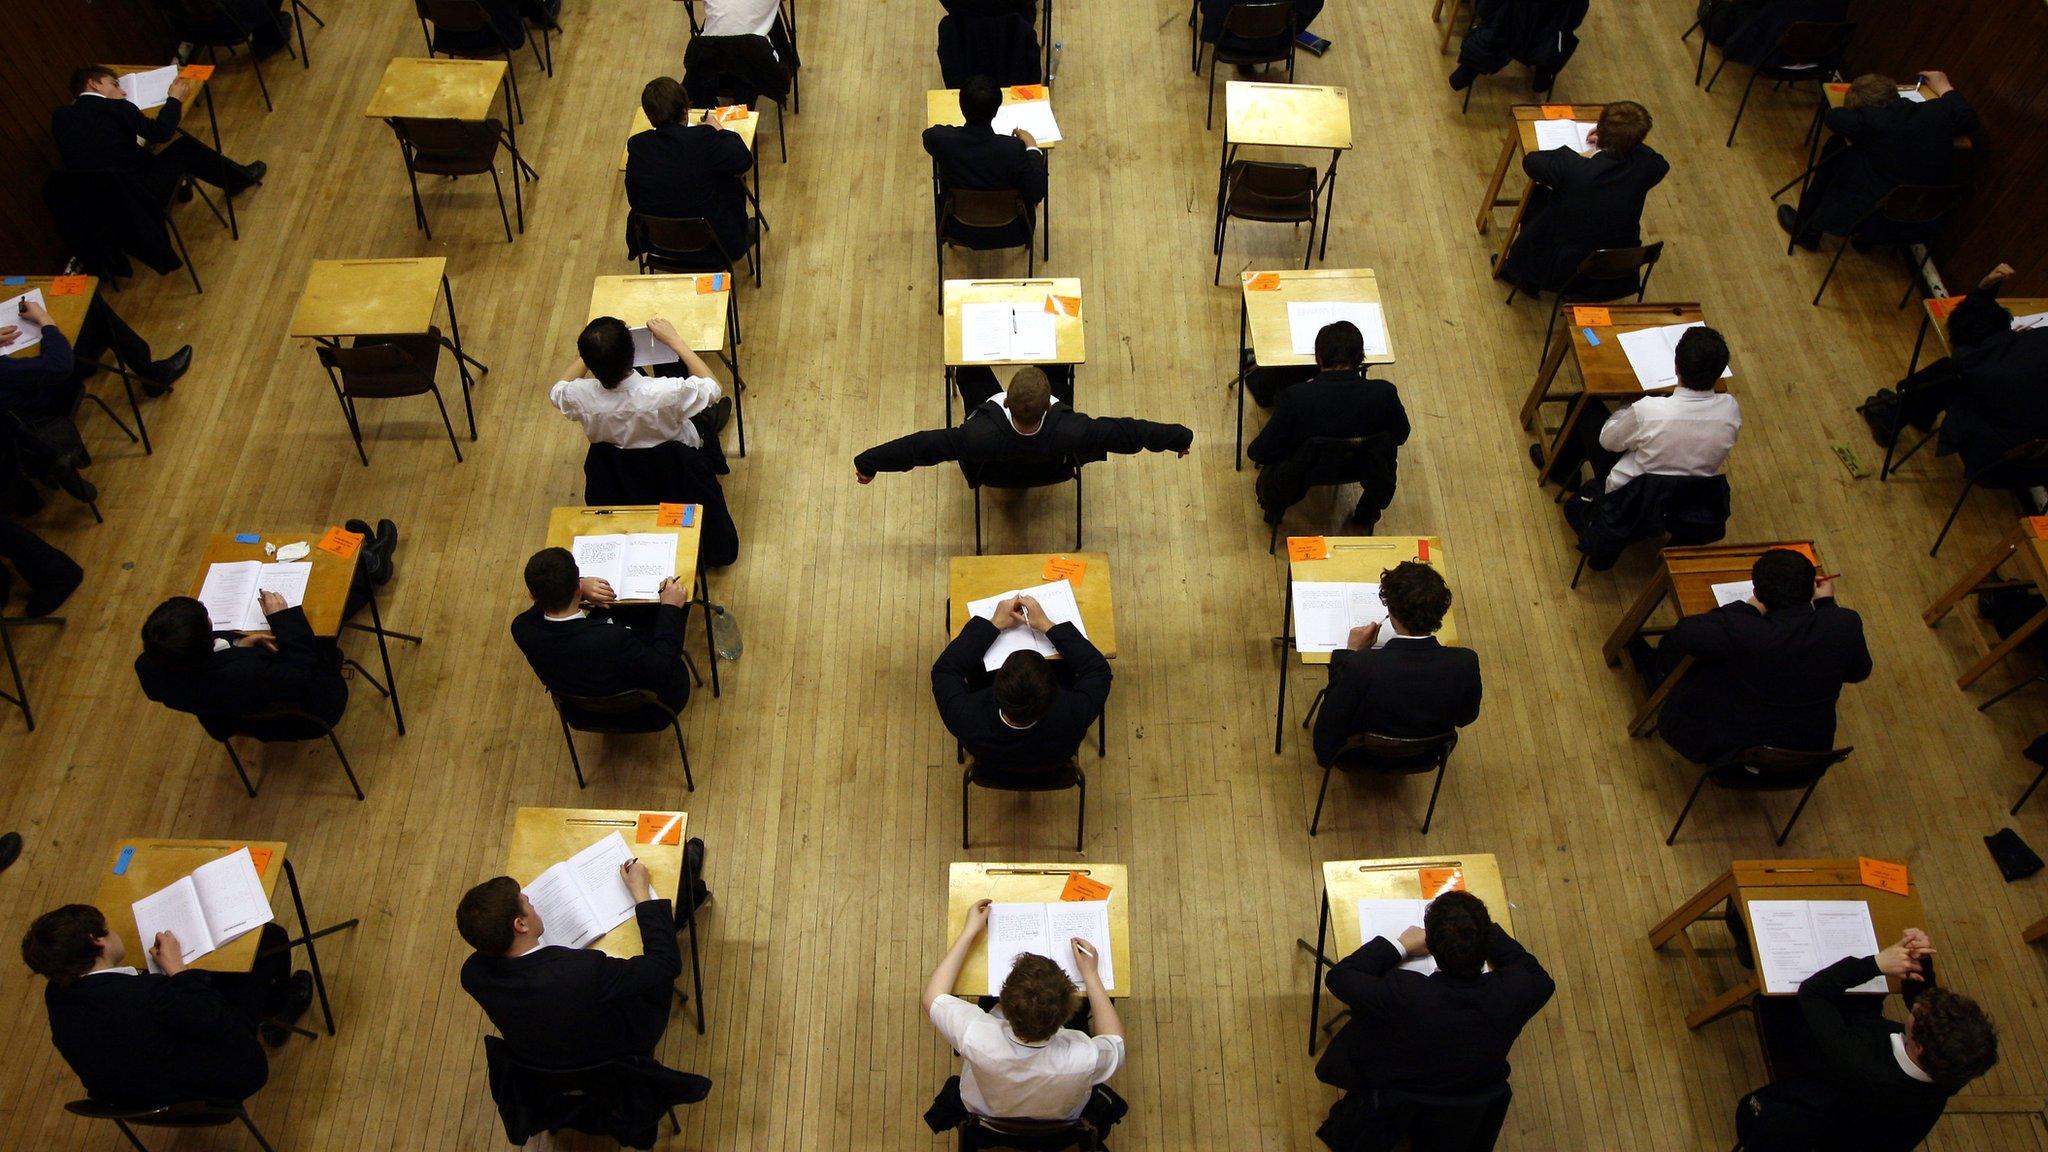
[680,849,707,1034]
[1904,312,1931,379]
[341,589,420,735]
[728,307,745,457]
[697,560,721,698]
[1235,298,1248,470]
[275,858,361,1036]
[1274,572,1293,754]
[0,616,63,731]
[945,366,956,427]
[441,276,491,393]
[1308,891,1330,1054]
[1318,151,1341,261]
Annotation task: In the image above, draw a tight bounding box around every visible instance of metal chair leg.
[1665,770,1713,845]
[429,386,464,463]
[488,168,512,243]
[2012,761,2048,815]
[325,730,364,800]
[1726,70,1760,146]
[671,719,695,791]
[1309,764,1335,835]
[237,1105,277,1152]
[561,717,586,788]
[111,1119,152,1152]
[1813,235,1852,306]
[1977,673,2043,714]
[1929,479,1976,557]
[1075,770,1086,851]
[248,38,273,111]
[1775,780,1821,846]
[223,740,259,797]
[974,487,983,555]
[1570,553,1589,589]
[961,768,972,850]
[1420,760,1447,834]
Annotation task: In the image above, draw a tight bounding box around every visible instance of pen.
[581,509,617,516]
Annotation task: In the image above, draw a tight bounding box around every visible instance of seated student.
[1783,71,1976,249]
[702,0,784,37]
[135,588,355,737]
[510,547,694,714]
[21,903,311,1108]
[1448,0,1590,94]
[1312,561,1481,764]
[1199,0,1327,62]
[1738,930,1998,1150]
[922,898,1128,1137]
[1543,325,1740,493]
[1875,264,2048,477]
[0,517,82,617]
[1245,320,1410,530]
[923,74,1047,249]
[1315,892,1554,1148]
[0,292,190,398]
[1499,100,1668,297]
[1709,0,1849,68]
[0,295,98,505]
[1634,548,1871,766]
[53,67,266,206]
[551,316,728,455]
[625,76,755,265]
[456,857,687,1067]
[934,592,1110,770]
[854,367,1191,482]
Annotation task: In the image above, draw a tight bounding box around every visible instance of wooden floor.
[3,2,2046,1148]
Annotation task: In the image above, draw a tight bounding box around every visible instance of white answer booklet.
[1290,581,1386,654]
[964,578,1086,672]
[195,561,312,631]
[118,65,179,110]
[985,900,1115,991]
[991,100,1062,145]
[959,303,1058,362]
[133,847,273,971]
[0,289,50,356]
[1748,899,1888,995]
[1357,899,1438,975]
[571,533,678,602]
[628,326,682,367]
[1615,322,1735,391]
[1532,119,1596,153]
[1710,580,1754,608]
[523,833,639,950]
[1286,300,1390,358]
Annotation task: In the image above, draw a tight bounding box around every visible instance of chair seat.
[969,762,1081,790]
[1214,41,1290,64]
[1707,762,1829,791]
[560,703,676,735]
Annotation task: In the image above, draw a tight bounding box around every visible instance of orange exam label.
[240,846,273,876]
[1287,536,1329,562]
[1008,85,1047,101]
[1858,856,1909,895]
[712,105,749,123]
[179,64,215,81]
[636,813,684,845]
[1042,555,1087,585]
[1787,542,1820,564]
[1927,295,1962,319]
[1572,306,1612,327]
[1416,538,1431,563]
[1060,872,1111,901]
[694,273,728,294]
[1045,294,1082,318]
[1540,105,1574,119]
[656,503,687,527]
[1418,867,1465,896]
[315,527,363,559]
[1242,272,1282,291]
[2029,517,2048,540]
[49,275,88,296]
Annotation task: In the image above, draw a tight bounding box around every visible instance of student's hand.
[855,469,873,485]
[963,898,992,938]
[1018,595,1054,634]
[993,596,1027,629]
[1876,934,1926,981]
[152,931,187,975]
[1012,127,1038,149]
[18,298,52,329]
[646,317,679,347]
[621,858,654,903]
[578,576,617,607]
[1980,263,2015,288]
[257,590,288,617]
[1901,927,1935,957]
[1071,937,1101,981]
[1346,622,1380,651]
[1813,574,1836,601]
[1918,70,1951,96]
[1397,925,1429,958]
[168,76,195,103]
[0,325,18,344]
[235,632,279,652]
[657,577,689,609]
[1583,128,1600,155]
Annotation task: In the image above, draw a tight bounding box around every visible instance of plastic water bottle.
[1048,41,1062,86]
[711,604,742,661]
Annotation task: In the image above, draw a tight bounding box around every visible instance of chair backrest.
[1221,1,1295,41]
[317,340,437,399]
[65,1098,241,1130]
[1714,745,1852,788]
[1333,730,1458,774]
[161,0,247,36]
[1568,241,1664,297]
[1228,160,1316,204]
[944,187,1030,230]
[965,452,1081,491]
[967,758,1083,791]
[204,703,335,742]
[960,1112,1100,1152]
[1289,434,1386,489]
[1371,1083,1513,1152]
[630,212,732,268]
[1873,184,1958,226]
[395,118,503,173]
[1772,20,1855,63]
[551,688,678,734]
[420,0,491,34]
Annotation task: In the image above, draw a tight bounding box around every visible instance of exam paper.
[1615,321,1734,391]
[1749,899,1886,995]
[2011,311,2048,332]
[965,579,1086,672]
[628,326,682,368]
[991,100,1062,145]
[959,303,1058,362]
[117,65,179,110]
[570,533,678,601]
[1533,119,1596,153]
[1287,300,1389,358]
[1357,899,1436,975]
[1290,581,1386,654]
[0,289,49,356]
[1710,580,1753,608]
[985,900,1115,992]
[195,561,312,631]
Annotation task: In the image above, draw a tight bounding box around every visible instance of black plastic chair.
[65,1097,276,1152]
[1356,1084,1513,1152]
[391,116,532,242]
[1665,745,1851,846]
[967,454,1082,554]
[1809,184,1957,308]
[316,331,471,465]
[0,609,64,731]
[963,758,1086,851]
[1214,161,1318,285]
[1305,729,1459,835]
[937,187,1036,311]
[1929,437,2048,557]
[484,1040,706,1146]
[46,168,206,295]
[1203,2,1296,129]
[3,410,104,523]
[1511,242,1665,368]
[958,1111,1101,1151]
[160,0,283,111]
[417,0,540,122]
[204,703,365,802]
[631,210,761,290]
[1710,21,1856,148]
[1262,435,1386,554]
[1875,361,1960,482]
[552,688,697,792]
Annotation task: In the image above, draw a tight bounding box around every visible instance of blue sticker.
[234,533,261,543]
[1582,328,1601,346]
[1,276,24,285]
[114,846,135,875]
[682,506,696,527]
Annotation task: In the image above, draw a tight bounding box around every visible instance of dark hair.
[1846,73,1900,111]
[994,650,1060,725]
[1005,367,1052,427]
[1948,294,2013,349]
[71,66,116,95]
[578,317,635,388]
[1314,321,1365,370]
[22,904,109,985]
[959,75,1001,125]
[142,597,215,666]
[1912,987,1998,1087]
[524,547,582,611]
[1750,548,1816,610]
[1595,101,1652,155]
[1379,561,1452,635]
[1674,326,1730,391]
[997,952,1078,1042]
[1423,891,1492,979]
[640,76,687,127]
[455,877,524,955]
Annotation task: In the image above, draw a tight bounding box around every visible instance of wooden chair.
[64,1098,277,1152]
[962,758,1086,852]
[416,0,540,122]
[1665,745,1852,846]
[1929,437,2048,557]
[316,331,472,466]
[1305,729,1459,836]
[1708,20,1857,148]
[937,187,1036,312]
[1202,2,1296,130]
[204,703,365,802]
[391,117,534,242]
[966,454,1082,554]
[1808,184,1957,308]
[552,687,698,791]
[1214,161,1318,284]
[0,610,64,731]
[957,1111,1101,1151]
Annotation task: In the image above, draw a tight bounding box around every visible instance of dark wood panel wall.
[0,1,172,271]
[1847,0,2048,294]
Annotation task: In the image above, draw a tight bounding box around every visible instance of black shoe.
[699,395,733,437]
[347,519,393,585]
[1531,69,1556,93]
[47,465,96,506]
[145,345,192,393]
[24,561,83,618]
[260,972,315,1047]
[371,519,399,585]
[0,832,20,873]
[683,837,711,913]
[1528,442,1548,471]
[174,181,194,204]
[1777,205,1819,251]
[1448,64,1477,91]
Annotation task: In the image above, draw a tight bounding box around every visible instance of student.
[625,76,755,265]
[1543,326,1740,492]
[1499,100,1668,297]
[1783,71,1976,249]
[0,518,83,617]
[921,898,1128,1137]
[135,587,359,738]
[0,292,191,398]
[1246,320,1410,530]
[53,66,266,205]
[456,857,686,1066]
[510,547,694,714]
[1315,891,1554,1147]
[934,592,1110,770]
[1448,0,1590,94]
[21,903,310,1107]
[923,74,1048,249]
[1633,548,1871,766]
[1871,264,2048,477]
[551,317,728,454]
[1312,561,1481,765]
[854,367,1191,482]
[1737,930,1998,1149]
[702,0,784,37]
[0,295,98,505]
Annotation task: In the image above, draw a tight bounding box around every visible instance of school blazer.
[461,900,683,1068]
[44,971,268,1107]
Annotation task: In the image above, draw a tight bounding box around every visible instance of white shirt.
[85,966,140,977]
[1596,387,1742,493]
[927,995,1124,1120]
[702,0,781,37]
[1891,1034,1934,1083]
[550,371,723,450]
